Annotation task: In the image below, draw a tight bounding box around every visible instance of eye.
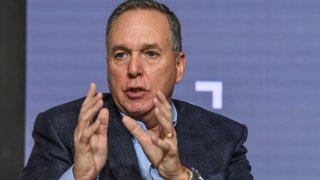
[115,52,128,60]
[145,51,159,58]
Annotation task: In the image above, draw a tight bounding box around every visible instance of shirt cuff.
[59,165,75,180]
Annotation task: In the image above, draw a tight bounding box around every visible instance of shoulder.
[172,99,247,137]
[35,97,84,128]
[33,93,113,136]
[31,96,85,150]
[173,99,251,178]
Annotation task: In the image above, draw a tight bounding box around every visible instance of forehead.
[108,9,171,48]
[112,9,169,30]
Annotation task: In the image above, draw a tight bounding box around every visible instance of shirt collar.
[120,102,177,131]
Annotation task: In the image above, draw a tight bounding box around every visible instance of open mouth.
[128,88,144,92]
[125,87,147,98]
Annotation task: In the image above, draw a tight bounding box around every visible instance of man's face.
[107,9,185,119]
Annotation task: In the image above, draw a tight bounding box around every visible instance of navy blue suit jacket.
[20,93,253,179]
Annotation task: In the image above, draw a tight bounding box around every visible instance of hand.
[73,83,109,180]
[122,91,188,179]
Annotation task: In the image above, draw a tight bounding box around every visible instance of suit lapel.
[174,100,207,178]
[101,96,142,179]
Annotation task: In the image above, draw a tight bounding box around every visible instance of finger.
[154,92,174,136]
[78,83,103,130]
[96,108,109,135]
[90,134,99,153]
[156,90,172,114]
[78,97,103,130]
[154,106,173,135]
[154,97,172,124]
[80,117,101,144]
[154,91,173,127]
[82,83,97,105]
[81,92,103,114]
[122,116,146,140]
[88,109,109,153]
[151,134,171,152]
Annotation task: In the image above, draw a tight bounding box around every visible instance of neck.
[129,110,159,130]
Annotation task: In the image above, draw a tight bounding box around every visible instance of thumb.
[122,116,145,140]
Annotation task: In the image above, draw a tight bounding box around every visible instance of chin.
[129,111,145,116]
[125,103,153,117]
[127,106,149,115]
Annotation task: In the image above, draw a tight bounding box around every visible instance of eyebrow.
[111,44,131,54]
[111,43,163,53]
[140,43,163,52]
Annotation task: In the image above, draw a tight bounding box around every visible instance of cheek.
[146,64,176,86]
[108,68,127,89]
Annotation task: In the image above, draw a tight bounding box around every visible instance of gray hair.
[105,0,182,54]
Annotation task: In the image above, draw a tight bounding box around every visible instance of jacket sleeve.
[228,125,253,180]
[19,112,74,180]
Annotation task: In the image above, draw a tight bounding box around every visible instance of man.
[20,0,253,179]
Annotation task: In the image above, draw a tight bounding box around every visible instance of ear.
[175,52,186,84]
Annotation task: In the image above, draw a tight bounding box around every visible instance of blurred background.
[1,0,320,179]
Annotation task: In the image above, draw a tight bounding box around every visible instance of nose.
[127,54,142,78]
